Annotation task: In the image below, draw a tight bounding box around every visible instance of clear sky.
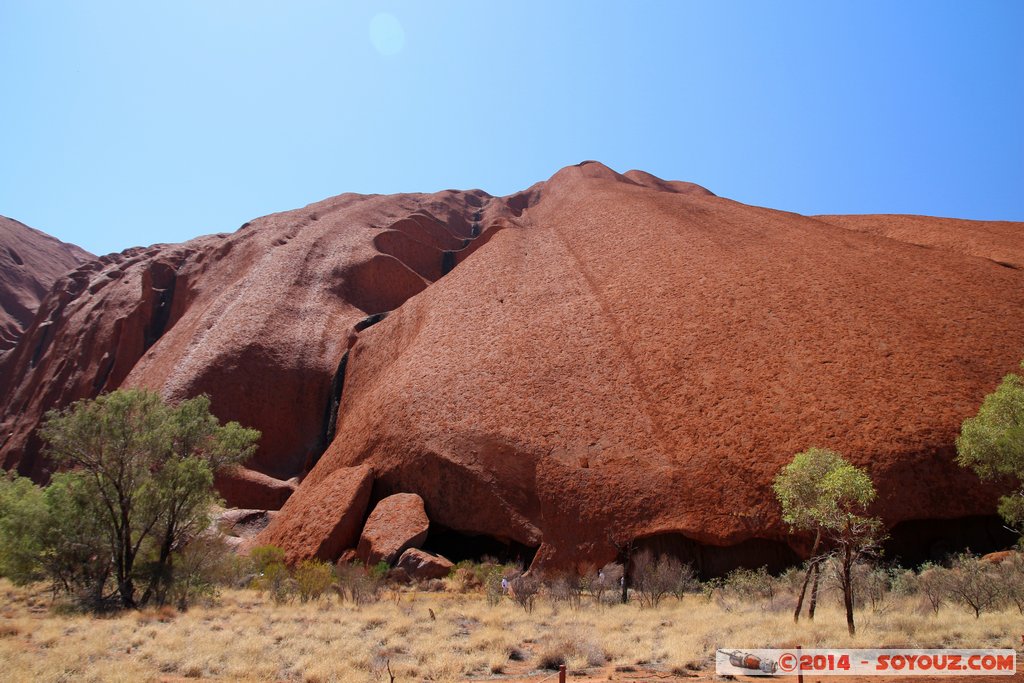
[1,1,1022,256]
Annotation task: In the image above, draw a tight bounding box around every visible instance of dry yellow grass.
[0,579,1020,682]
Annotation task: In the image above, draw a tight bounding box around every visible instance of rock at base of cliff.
[357,492,430,565]
[215,467,297,510]
[255,464,374,564]
[396,548,453,580]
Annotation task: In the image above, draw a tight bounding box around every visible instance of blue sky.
[1,1,1021,256]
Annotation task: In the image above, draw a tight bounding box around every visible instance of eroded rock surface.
[256,464,374,563]
[0,216,91,351]
[357,493,430,565]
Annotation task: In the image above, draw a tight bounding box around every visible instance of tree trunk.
[843,545,855,635]
[808,564,820,620]
[793,530,822,622]
[794,561,815,622]
[141,526,175,606]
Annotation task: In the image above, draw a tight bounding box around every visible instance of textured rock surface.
[815,214,1024,270]
[357,493,430,565]
[255,464,374,563]
[0,189,509,487]
[302,162,1024,569]
[0,216,91,351]
[215,508,276,539]
[214,467,296,511]
[2,162,1024,571]
[396,548,453,580]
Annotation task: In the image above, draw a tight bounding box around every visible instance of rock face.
[215,508,276,539]
[255,464,374,564]
[0,216,91,351]
[396,548,453,580]
[0,189,507,484]
[357,493,430,565]
[302,162,1024,570]
[214,467,296,511]
[2,162,1024,572]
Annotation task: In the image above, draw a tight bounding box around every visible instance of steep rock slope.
[815,214,1023,270]
[275,162,1024,569]
[0,190,517,490]
[0,216,92,351]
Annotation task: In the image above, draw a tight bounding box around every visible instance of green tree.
[0,474,48,583]
[774,447,883,635]
[772,447,841,622]
[956,362,1024,530]
[39,389,260,608]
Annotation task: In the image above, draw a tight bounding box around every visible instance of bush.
[335,561,383,605]
[509,574,540,612]
[166,533,234,609]
[536,631,605,670]
[586,563,623,604]
[852,563,891,611]
[946,553,1003,618]
[294,559,335,603]
[547,573,583,609]
[632,550,697,608]
[249,545,286,574]
[915,563,947,614]
[997,554,1024,614]
[0,474,49,584]
[252,560,296,605]
[724,566,776,608]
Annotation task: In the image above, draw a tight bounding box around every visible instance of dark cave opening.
[883,515,1016,566]
[440,250,456,276]
[422,524,538,566]
[630,533,801,580]
[354,311,389,332]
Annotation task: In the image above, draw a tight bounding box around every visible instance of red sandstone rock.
[0,216,91,352]
[0,190,506,486]
[300,161,1024,570]
[356,493,429,565]
[214,467,296,511]
[255,464,373,563]
[336,548,359,565]
[215,508,277,539]
[396,548,453,580]
[979,550,1016,564]
[2,163,1024,571]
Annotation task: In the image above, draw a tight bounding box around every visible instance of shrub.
[852,563,891,611]
[584,563,623,604]
[536,631,605,670]
[249,545,286,575]
[295,559,335,603]
[166,533,234,609]
[997,554,1024,614]
[632,550,697,608]
[0,474,48,584]
[724,566,776,608]
[336,561,383,605]
[916,563,947,614]
[509,574,540,613]
[547,572,583,609]
[252,560,295,605]
[946,553,1004,618]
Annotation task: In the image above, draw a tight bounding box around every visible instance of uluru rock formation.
[0,216,92,351]
[2,162,1023,573]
